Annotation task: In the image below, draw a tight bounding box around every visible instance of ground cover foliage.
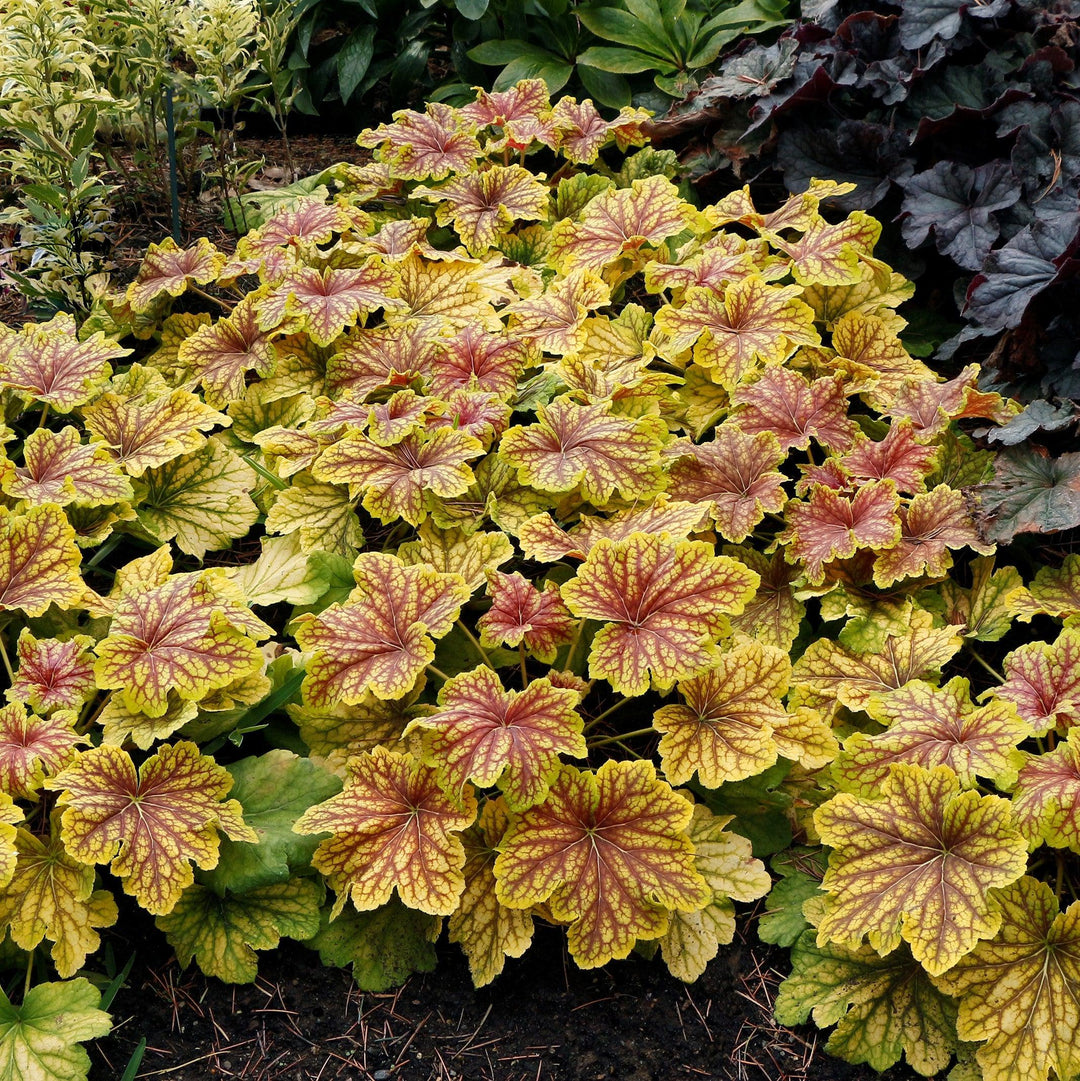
[649,0,1080,543]
[0,80,1078,1081]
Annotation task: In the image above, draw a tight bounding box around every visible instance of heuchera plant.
[0,80,1076,1081]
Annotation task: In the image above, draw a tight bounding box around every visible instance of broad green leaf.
[776,932,957,1075]
[157,878,322,983]
[203,751,342,894]
[307,898,440,991]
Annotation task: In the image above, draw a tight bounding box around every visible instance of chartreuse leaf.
[501,397,667,506]
[294,746,477,917]
[1011,554,1080,622]
[307,898,440,991]
[0,820,117,978]
[934,877,1080,1081]
[494,760,709,968]
[418,164,549,255]
[775,933,957,1076]
[408,666,585,811]
[561,534,759,696]
[201,751,342,894]
[287,683,424,778]
[0,977,112,1081]
[448,797,534,987]
[552,175,694,272]
[655,276,818,391]
[933,557,1022,643]
[294,553,470,705]
[654,637,833,788]
[83,371,229,476]
[229,534,331,608]
[0,504,85,618]
[134,442,259,558]
[156,878,322,984]
[793,607,962,713]
[397,523,513,592]
[658,804,769,982]
[47,742,256,916]
[263,473,363,556]
[815,764,1028,977]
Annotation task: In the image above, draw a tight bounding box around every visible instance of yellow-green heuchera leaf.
[156,878,323,983]
[815,763,1028,976]
[0,978,112,1081]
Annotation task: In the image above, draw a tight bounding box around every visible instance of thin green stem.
[518,643,529,688]
[456,620,493,669]
[426,664,451,683]
[38,402,49,429]
[77,691,112,735]
[0,630,13,685]
[189,284,234,312]
[588,725,656,748]
[966,645,1004,685]
[583,696,632,734]
[23,948,33,1000]
[242,454,288,491]
[564,618,586,674]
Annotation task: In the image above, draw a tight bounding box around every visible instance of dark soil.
[90,915,924,1081]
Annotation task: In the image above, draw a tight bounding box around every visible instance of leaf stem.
[965,645,1004,685]
[242,454,288,491]
[518,643,529,688]
[456,620,493,669]
[189,284,234,311]
[583,696,632,734]
[426,664,451,683]
[588,725,656,748]
[77,691,112,734]
[38,402,49,429]
[0,630,13,685]
[23,948,33,999]
[564,617,586,674]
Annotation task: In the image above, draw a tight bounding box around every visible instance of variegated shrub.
[0,81,1075,1081]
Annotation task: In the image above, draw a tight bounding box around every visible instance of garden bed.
[92,918,920,1081]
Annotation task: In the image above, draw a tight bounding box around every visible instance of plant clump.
[0,81,1075,1081]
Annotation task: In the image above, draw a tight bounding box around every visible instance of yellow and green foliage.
[0,81,1075,1081]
